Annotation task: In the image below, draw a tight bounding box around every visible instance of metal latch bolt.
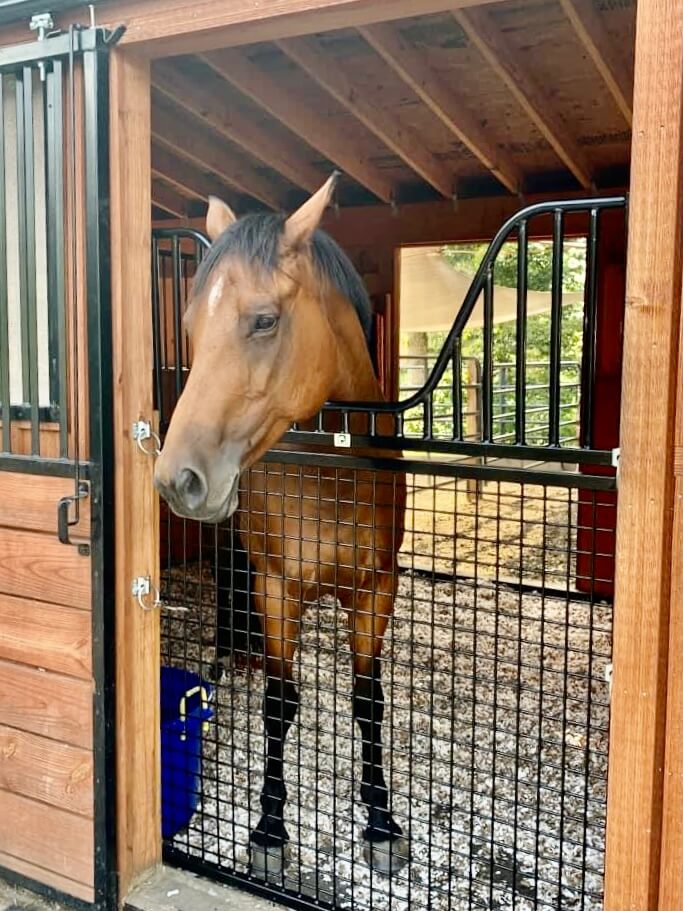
[334,432,351,448]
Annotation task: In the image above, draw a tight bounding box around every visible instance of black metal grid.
[160,463,614,911]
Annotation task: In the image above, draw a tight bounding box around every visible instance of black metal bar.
[452,337,463,441]
[171,233,184,399]
[515,220,528,444]
[20,65,40,455]
[14,69,30,419]
[151,234,163,415]
[82,41,118,911]
[0,26,105,69]
[0,72,10,453]
[482,266,494,442]
[0,452,90,476]
[548,209,564,447]
[45,59,67,456]
[262,448,616,491]
[580,209,600,449]
[279,430,614,464]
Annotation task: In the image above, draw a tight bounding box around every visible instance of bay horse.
[154,173,409,878]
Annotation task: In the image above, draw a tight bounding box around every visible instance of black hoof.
[362,834,410,876]
[249,841,289,883]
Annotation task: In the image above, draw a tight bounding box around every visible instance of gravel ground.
[161,549,612,911]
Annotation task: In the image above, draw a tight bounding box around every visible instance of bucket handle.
[178,685,210,742]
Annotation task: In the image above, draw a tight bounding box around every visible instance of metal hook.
[132,420,161,457]
[132,576,188,613]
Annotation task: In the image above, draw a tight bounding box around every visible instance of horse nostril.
[176,467,207,510]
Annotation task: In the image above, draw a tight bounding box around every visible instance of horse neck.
[325,293,383,404]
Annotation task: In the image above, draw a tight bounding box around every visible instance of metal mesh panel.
[160,462,613,911]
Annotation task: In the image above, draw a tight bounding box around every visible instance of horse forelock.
[193,212,373,344]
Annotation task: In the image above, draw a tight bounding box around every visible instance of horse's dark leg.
[352,591,410,875]
[249,610,300,882]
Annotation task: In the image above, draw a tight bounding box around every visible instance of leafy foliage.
[400,240,588,443]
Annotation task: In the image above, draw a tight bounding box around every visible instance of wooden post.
[658,299,683,910]
[604,1,683,908]
[109,49,160,895]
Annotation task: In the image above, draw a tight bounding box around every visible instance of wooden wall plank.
[0,659,92,749]
[604,0,683,907]
[0,725,93,817]
[0,850,94,903]
[0,789,93,888]
[0,527,91,609]
[110,50,161,894]
[0,471,91,538]
[0,594,92,679]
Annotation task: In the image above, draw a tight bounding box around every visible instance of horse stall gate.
[0,26,115,909]
[152,197,625,911]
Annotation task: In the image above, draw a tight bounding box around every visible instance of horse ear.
[206,196,237,242]
[283,171,339,250]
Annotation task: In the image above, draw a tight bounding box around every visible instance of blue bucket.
[160,666,214,840]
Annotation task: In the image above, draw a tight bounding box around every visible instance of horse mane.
[193,213,373,343]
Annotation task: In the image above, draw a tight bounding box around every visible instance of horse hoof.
[249,841,289,883]
[362,835,410,876]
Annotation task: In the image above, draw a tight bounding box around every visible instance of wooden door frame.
[107,0,683,905]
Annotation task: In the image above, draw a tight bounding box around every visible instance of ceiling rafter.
[359,21,522,195]
[152,179,189,217]
[452,7,594,189]
[151,142,241,208]
[202,48,396,204]
[278,35,458,199]
[558,0,633,125]
[152,60,323,192]
[151,94,285,210]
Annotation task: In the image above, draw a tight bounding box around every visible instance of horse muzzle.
[154,459,240,524]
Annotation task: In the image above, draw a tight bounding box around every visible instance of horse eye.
[252,314,278,334]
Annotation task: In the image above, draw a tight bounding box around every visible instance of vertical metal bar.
[482,267,494,443]
[151,234,163,418]
[515,220,528,444]
[172,234,183,399]
[0,74,10,453]
[82,41,118,911]
[14,71,30,424]
[549,208,564,447]
[20,68,40,453]
[45,60,67,456]
[452,337,463,441]
[580,209,599,449]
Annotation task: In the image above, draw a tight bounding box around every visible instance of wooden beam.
[151,95,284,210]
[151,179,188,218]
[75,0,507,58]
[109,49,161,894]
[152,60,323,193]
[201,48,395,204]
[152,142,237,206]
[453,8,594,189]
[559,0,633,126]
[603,0,683,907]
[659,303,683,910]
[279,35,456,199]
[359,22,522,195]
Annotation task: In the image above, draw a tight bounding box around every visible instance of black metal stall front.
[0,25,117,911]
[153,197,624,911]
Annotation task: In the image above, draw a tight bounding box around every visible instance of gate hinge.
[132,419,161,457]
[611,448,620,487]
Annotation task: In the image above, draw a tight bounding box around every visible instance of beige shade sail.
[398,246,585,333]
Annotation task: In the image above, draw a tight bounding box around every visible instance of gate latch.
[132,420,161,457]
[57,480,90,555]
[333,432,351,448]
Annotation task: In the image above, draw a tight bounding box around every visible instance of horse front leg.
[352,584,410,875]
[249,604,300,883]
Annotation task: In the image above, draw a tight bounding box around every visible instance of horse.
[154,173,409,878]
